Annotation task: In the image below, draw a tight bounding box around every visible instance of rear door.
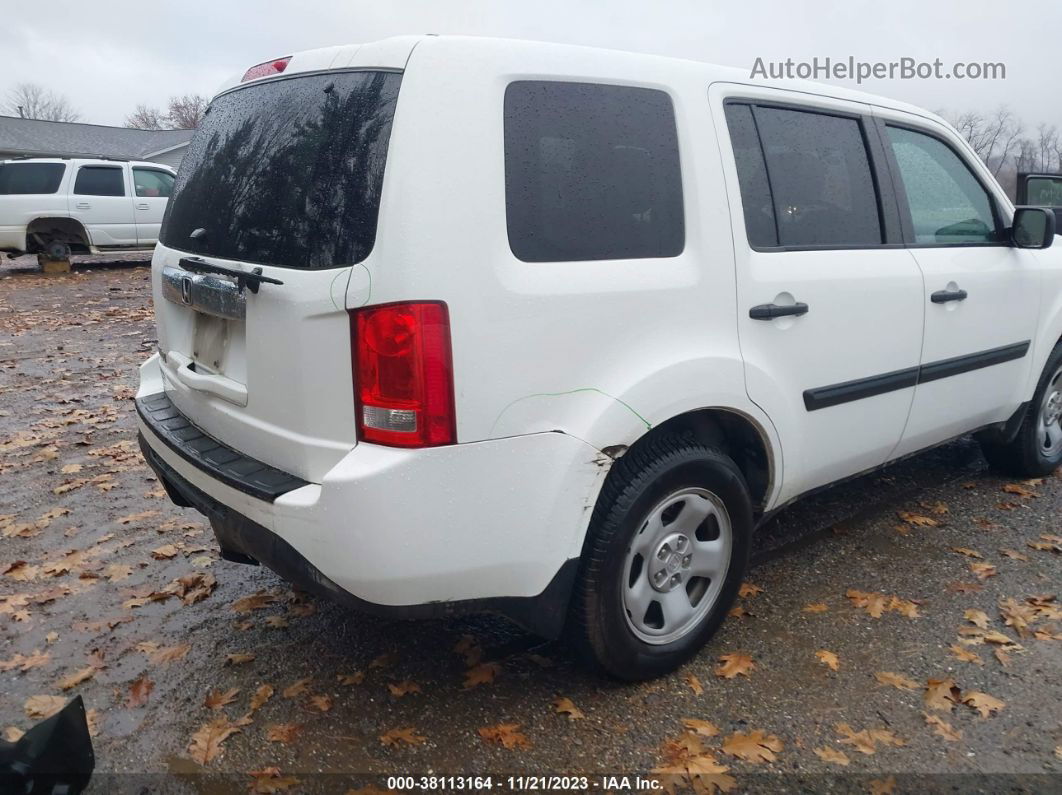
[132,166,174,245]
[68,163,137,246]
[713,86,925,502]
[875,114,1041,457]
[151,68,402,482]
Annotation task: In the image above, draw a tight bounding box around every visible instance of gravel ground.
[1,258,1060,794]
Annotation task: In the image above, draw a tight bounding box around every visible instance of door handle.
[75,202,90,209]
[136,202,150,210]
[931,288,968,304]
[749,302,810,320]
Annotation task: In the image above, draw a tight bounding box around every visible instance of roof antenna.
[17,105,25,118]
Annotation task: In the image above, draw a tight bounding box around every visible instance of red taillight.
[241,57,292,82]
[351,302,456,448]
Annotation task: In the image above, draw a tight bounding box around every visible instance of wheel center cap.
[649,532,693,592]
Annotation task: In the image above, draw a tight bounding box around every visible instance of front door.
[875,114,1041,458]
[714,87,925,503]
[132,166,175,245]
[68,164,137,247]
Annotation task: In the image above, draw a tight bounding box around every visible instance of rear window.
[0,163,66,194]
[504,81,685,262]
[161,70,401,269]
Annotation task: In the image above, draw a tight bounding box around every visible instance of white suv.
[0,158,175,263]
[136,36,1062,679]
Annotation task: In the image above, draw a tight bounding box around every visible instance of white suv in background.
[0,157,175,263]
[136,36,1062,680]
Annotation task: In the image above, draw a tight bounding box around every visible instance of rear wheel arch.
[610,407,776,516]
[26,217,91,255]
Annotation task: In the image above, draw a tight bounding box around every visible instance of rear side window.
[0,163,65,194]
[133,168,174,198]
[504,81,684,262]
[886,126,1000,245]
[74,166,125,196]
[723,105,777,247]
[162,70,402,269]
[1025,176,1062,206]
[754,107,882,247]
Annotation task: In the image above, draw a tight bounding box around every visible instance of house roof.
[0,115,193,160]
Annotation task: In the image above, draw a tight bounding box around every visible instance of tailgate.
[150,69,402,483]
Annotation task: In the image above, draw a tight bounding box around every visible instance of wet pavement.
[1,258,1059,794]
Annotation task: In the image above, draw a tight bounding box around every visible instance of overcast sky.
[5,0,1058,131]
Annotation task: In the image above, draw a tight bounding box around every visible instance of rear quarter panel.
[354,38,780,499]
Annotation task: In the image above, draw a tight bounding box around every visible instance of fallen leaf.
[949,644,983,665]
[463,663,500,689]
[1,649,50,672]
[845,589,888,618]
[3,561,39,582]
[553,697,585,720]
[952,547,983,559]
[388,680,422,698]
[265,723,301,744]
[24,695,66,719]
[999,549,1029,561]
[898,511,939,527]
[1002,482,1038,498]
[247,768,300,794]
[835,723,906,755]
[924,678,961,712]
[802,602,828,613]
[281,678,311,699]
[224,652,255,666]
[964,609,990,629]
[681,718,720,737]
[728,605,752,619]
[738,583,763,598]
[117,510,159,525]
[962,690,1005,718]
[148,644,190,665]
[231,591,278,614]
[868,776,897,795]
[969,562,997,580]
[264,615,288,629]
[126,676,154,707]
[453,634,483,667]
[337,672,364,686]
[58,666,97,691]
[813,746,850,765]
[478,723,529,749]
[187,717,241,764]
[721,729,783,764]
[307,694,333,712]
[3,727,24,743]
[685,673,705,693]
[103,564,133,582]
[380,727,427,747]
[924,713,962,741]
[150,544,179,560]
[815,650,839,671]
[204,688,240,710]
[948,581,983,594]
[874,671,919,691]
[715,653,754,679]
[369,652,396,670]
[249,683,273,713]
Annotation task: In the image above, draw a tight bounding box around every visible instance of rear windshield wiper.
[178,257,284,294]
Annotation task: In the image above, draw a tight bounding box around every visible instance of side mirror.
[1011,206,1056,249]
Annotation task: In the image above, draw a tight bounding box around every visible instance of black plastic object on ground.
[0,695,94,794]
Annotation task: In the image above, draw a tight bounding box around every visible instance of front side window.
[752,106,882,247]
[504,81,684,262]
[133,168,174,198]
[0,163,66,194]
[886,126,999,245]
[74,166,125,196]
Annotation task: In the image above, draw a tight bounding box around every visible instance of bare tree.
[125,104,168,130]
[166,94,207,130]
[2,82,80,122]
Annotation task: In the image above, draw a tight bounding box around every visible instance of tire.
[980,341,1062,477]
[568,433,752,680]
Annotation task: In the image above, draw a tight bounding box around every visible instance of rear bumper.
[135,355,608,638]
